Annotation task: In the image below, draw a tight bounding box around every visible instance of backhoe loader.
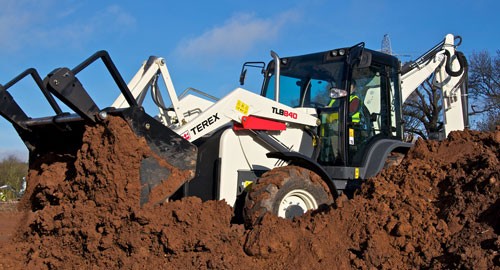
[0,34,468,224]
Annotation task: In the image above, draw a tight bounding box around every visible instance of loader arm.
[111,56,186,126]
[106,56,318,143]
[173,88,319,143]
[400,34,469,136]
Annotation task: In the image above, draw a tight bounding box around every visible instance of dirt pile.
[242,129,499,269]
[0,202,21,244]
[0,117,498,269]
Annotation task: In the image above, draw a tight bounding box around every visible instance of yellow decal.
[243,180,253,190]
[349,128,355,145]
[236,100,249,115]
[354,167,360,179]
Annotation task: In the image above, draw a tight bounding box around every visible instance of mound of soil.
[0,202,22,244]
[0,117,498,269]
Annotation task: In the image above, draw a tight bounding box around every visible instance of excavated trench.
[0,116,498,269]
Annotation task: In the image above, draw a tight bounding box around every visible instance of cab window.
[348,64,393,165]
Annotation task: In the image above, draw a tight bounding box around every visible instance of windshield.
[262,54,346,108]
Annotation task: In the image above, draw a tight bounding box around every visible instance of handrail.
[179,87,219,101]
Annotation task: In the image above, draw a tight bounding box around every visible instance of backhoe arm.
[400,34,469,136]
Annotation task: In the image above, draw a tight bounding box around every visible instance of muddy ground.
[0,202,21,244]
[0,116,498,269]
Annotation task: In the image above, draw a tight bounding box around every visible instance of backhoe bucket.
[0,51,197,206]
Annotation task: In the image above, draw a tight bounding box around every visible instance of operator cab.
[252,44,404,171]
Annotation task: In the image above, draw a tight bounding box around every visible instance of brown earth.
[0,202,22,244]
[0,116,498,269]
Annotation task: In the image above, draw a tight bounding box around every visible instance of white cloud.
[0,1,136,52]
[0,148,28,162]
[174,11,300,61]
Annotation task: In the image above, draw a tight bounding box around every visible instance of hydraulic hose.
[445,50,467,77]
[459,52,470,129]
[444,50,470,130]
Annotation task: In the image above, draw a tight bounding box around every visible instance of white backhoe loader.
[0,34,468,224]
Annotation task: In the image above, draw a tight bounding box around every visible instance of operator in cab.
[327,80,361,122]
[319,80,362,164]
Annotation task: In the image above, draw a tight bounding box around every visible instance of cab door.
[347,63,396,166]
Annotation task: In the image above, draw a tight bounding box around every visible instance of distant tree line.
[467,50,500,131]
[403,50,500,139]
[0,155,27,201]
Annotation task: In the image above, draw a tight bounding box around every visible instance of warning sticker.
[349,128,354,145]
[236,100,249,115]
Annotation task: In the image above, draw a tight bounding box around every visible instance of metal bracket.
[44,67,100,122]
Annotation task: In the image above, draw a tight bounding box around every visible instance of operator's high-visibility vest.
[326,95,361,123]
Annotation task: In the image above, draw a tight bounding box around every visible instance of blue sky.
[0,0,498,160]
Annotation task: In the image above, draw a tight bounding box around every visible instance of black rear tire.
[243,165,333,227]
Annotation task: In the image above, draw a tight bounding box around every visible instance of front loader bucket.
[0,51,197,206]
[116,106,197,205]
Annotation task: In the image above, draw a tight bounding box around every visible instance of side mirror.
[330,88,348,99]
[239,61,266,86]
[239,69,247,85]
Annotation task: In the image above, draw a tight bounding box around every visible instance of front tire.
[243,166,333,226]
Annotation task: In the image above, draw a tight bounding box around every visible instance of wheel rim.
[278,189,318,219]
